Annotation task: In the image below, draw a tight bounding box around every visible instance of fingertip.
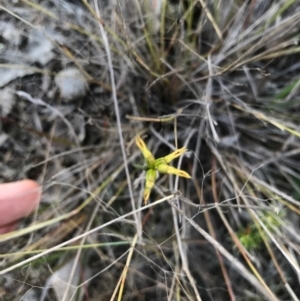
[0,222,17,234]
[0,180,41,227]
[19,179,42,205]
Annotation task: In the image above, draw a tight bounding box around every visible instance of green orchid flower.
[135,135,191,204]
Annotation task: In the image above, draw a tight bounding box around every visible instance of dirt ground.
[0,1,300,300]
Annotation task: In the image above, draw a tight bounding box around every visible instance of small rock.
[0,22,22,46]
[26,28,55,65]
[0,68,35,88]
[0,87,16,116]
[0,133,8,146]
[55,68,88,101]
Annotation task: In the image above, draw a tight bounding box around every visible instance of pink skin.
[0,180,41,234]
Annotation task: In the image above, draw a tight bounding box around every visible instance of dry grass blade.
[0,195,174,275]
[115,234,138,301]
[197,0,223,40]
[0,0,299,300]
[172,203,279,301]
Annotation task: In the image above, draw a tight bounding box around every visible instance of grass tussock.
[0,0,300,300]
